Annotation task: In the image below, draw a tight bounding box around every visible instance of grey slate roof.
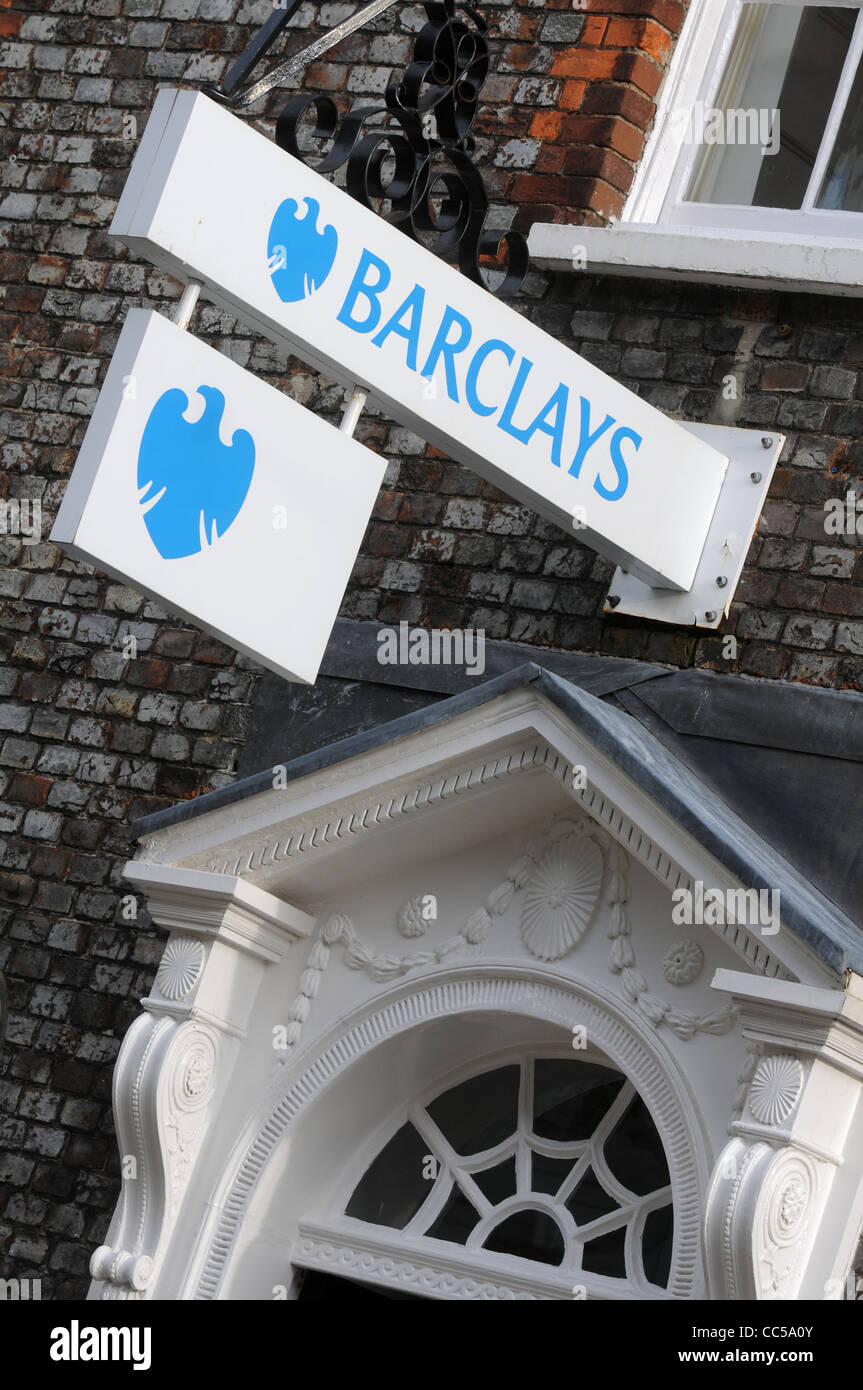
[240,620,863,932]
[133,657,863,977]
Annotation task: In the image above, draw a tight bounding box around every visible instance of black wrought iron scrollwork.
[275,1,529,297]
[206,1,529,298]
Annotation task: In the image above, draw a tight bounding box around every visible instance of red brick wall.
[508,0,687,227]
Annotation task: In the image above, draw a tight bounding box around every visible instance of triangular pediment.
[130,665,854,989]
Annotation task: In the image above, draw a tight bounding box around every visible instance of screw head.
[704,611,717,622]
[606,595,621,609]
[750,471,762,484]
[715,575,728,588]
[761,437,772,449]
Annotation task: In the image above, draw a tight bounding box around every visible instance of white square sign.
[51,309,387,684]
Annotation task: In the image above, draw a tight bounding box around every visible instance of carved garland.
[732,1044,761,1120]
[573,780,790,981]
[277,816,736,1058]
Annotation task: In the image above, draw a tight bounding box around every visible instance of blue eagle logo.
[267,196,338,302]
[137,386,256,560]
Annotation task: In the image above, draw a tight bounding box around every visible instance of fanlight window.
[340,1058,674,1297]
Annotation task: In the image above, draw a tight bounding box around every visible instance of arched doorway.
[192,973,708,1301]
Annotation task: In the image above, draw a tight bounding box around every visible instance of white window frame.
[529,0,863,294]
[292,1052,678,1302]
[628,0,863,237]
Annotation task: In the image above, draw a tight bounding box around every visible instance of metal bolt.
[704,611,717,622]
[607,595,620,609]
[715,576,728,588]
[761,437,772,449]
[750,471,762,484]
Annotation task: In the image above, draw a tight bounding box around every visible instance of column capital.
[125,861,315,963]
[125,862,316,1038]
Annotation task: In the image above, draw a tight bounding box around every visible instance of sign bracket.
[205,0,403,111]
[602,424,784,630]
[340,387,368,438]
[173,281,202,331]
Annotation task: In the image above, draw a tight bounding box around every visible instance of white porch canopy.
[90,666,863,1302]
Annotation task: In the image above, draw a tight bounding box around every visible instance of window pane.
[565,1166,620,1224]
[603,1095,670,1198]
[581,1226,627,1279]
[426,1064,519,1155]
[425,1185,480,1245]
[818,53,863,209]
[472,1156,518,1205]
[346,1121,430,1228]
[686,4,856,209]
[531,1150,574,1196]
[642,1205,675,1290]
[484,1210,566,1266]
[753,6,856,206]
[533,1059,623,1142]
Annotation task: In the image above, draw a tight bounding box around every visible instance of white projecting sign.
[51,309,386,684]
[111,88,731,593]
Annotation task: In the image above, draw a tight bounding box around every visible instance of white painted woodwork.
[90,682,863,1301]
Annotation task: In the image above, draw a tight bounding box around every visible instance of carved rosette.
[757,1151,818,1299]
[662,939,705,986]
[155,936,205,1001]
[748,1054,803,1126]
[519,833,603,961]
[164,1024,219,1212]
[172,1028,217,1113]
